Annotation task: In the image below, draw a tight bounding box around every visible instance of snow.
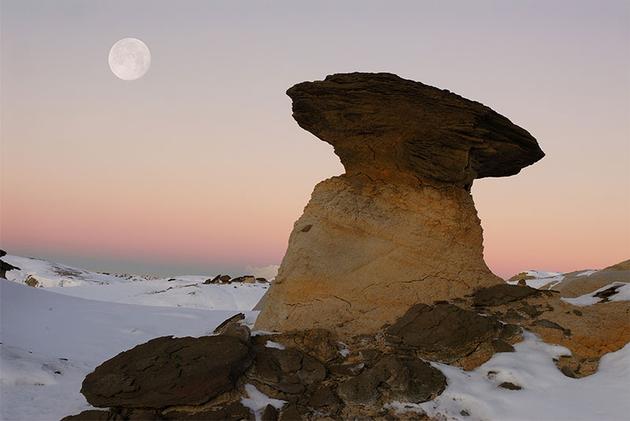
[338,342,351,358]
[562,282,630,306]
[0,279,258,420]
[576,270,598,277]
[265,340,286,350]
[2,253,269,311]
[414,332,630,421]
[506,270,565,289]
[240,384,286,421]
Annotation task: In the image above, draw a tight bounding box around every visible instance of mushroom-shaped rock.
[255,73,544,336]
[288,72,544,187]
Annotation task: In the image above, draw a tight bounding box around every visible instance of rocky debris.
[204,274,232,284]
[498,382,522,390]
[386,303,520,369]
[81,335,252,408]
[162,402,253,420]
[65,279,630,420]
[232,275,257,284]
[472,284,542,307]
[256,73,544,335]
[24,275,39,287]
[247,340,326,400]
[0,251,20,279]
[261,404,279,421]
[213,313,250,344]
[507,271,536,284]
[593,284,624,302]
[337,355,446,405]
[471,285,630,377]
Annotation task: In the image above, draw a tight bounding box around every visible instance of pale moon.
[108,38,151,81]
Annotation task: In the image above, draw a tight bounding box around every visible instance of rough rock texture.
[386,303,521,370]
[256,72,544,335]
[81,335,252,408]
[472,284,630,377]
[287,72,544,186]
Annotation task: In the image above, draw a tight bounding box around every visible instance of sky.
[1,0,628,278]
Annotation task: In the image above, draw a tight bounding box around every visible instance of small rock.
[261,404,279,421]
[337,355,445,405]
[472,284,540,307]
[498,382,522,390]
[533,319,571,336]
[24,275,39,288]
[213,313,250,344]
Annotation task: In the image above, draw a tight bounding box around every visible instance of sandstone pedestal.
[256,73,544,335]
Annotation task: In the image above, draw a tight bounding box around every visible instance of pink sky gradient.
[1,0,629,277]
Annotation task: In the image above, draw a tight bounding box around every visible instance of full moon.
[108,38,151,81]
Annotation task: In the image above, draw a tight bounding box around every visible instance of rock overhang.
[287,72,545,186]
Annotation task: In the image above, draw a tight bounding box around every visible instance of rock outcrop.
[256,73,544,335]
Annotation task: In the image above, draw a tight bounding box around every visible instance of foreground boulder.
[256,72,544,335]
[81,335,251,408]
[386,302,521,370]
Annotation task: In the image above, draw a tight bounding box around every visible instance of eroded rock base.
[255,175,503,336]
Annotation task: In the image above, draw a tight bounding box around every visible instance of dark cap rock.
[287,72,544,186]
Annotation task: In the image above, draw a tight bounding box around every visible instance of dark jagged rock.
[81,335,252,408]
[204,274,232,284]
[498,381,522,390]
[385,303,520,368]
[162,402,253,420]
[61,410,113,421]
[472,284,541,307]
[248,344,326,400]
[337,355,446,405]
[0,254,20,279]
[593,284,624,302]
[261,404,279,421]
[286,72,544,186]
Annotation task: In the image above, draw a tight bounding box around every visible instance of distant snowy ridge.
[0,253,271,311]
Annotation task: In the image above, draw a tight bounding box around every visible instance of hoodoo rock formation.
[256,73,545,335]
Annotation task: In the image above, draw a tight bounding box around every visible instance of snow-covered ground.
[2,254,272,311]
[413,332,630,421]
[1,255,629,421]
[562,282,630,306]
[0,254,271,420]
[506,270,565,289]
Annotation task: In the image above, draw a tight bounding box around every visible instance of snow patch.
[265,340,286,350]
[506,270,565,289]
[576,270,598,277]
[241,384,286,421]
[562,282,630,306]
[418,331,630,421]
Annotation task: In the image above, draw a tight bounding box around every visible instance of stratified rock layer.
[287,72,544,186]
[257,175,502,335]
[255,72,545,335]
